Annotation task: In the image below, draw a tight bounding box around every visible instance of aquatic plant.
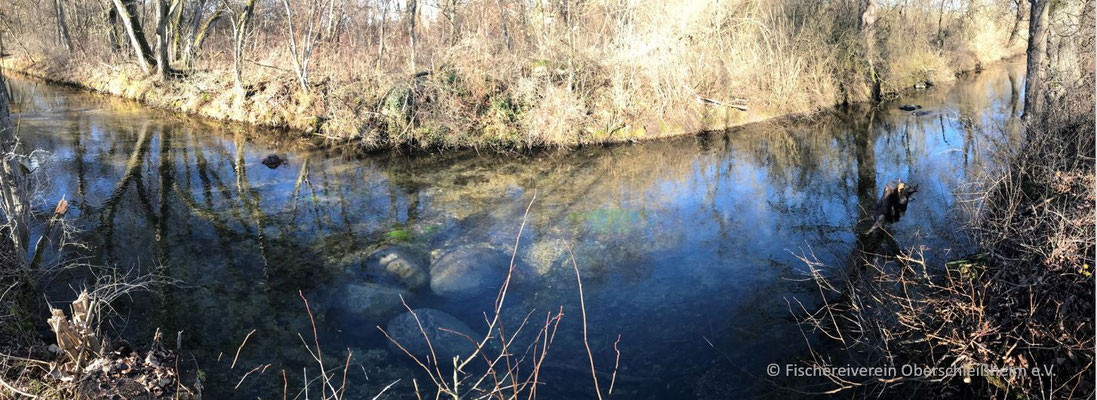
[386,228,413,242]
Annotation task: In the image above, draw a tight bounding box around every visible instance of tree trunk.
[445,0,458,45]
[377,0,387,69]
[169,0,184,61]
[861,0,882,102]
[107,6,122,52]
[0,71,31,263]
[1044,4,1060,73]
[111,0,156,73]
[936,0,946,47]
[324,0,342,41]
[180,0,208,66]
[232,0,259,92]
[1022,0,1050,124]
[282,0,315,91]
[407,0,417,72]
[54,0,74,52]
[156,0,170,80]
[1007,0,1027,47]
[187,2,223,65]
[497,0,511,50]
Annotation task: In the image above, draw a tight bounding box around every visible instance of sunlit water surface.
[9,62,1024,399]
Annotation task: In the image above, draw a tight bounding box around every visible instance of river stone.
[330,282,409,321]
[429,246,516,300]
[385,308,477,361]
[361,246,429,290]
[527,239,567,276]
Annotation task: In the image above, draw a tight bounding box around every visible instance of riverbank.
[0,0,1023,150]
[0,48,1019,151]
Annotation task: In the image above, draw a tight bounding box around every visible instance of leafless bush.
[789,52,1095,399]
[2,0,1026,148]
[0,265,180,399]
[793,242,1093,398]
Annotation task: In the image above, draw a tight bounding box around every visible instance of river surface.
[8,61,1023,399]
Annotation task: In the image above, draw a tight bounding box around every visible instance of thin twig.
[230,328,256,369]
[565,242,603,400]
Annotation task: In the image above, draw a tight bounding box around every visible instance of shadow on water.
[8,61,1023,399]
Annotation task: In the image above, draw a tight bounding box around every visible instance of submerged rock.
[261,154,284,169]
[359,246,430,290]
[527,239,568,276]
[330,282,409,321]
[385,308,477,360]
[429,246,520,300]
[323,246,430,327]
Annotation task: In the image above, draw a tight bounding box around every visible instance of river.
[7,60,1023,399]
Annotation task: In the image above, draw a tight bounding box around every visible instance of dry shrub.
[963,81,1095,397]
[879,35,950,93]
[518,83,588,145]
[0,0,1025,148]
[948,2,1019,66]
[792,27,1095,398]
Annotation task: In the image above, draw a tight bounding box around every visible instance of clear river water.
[8,61,1023,399]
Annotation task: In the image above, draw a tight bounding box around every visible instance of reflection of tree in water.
[4,64,1028,398]
[96,123,154,262]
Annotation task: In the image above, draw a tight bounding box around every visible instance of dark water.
[8,61,1023,399]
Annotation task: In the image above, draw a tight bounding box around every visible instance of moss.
[381,86,412,121]
[310,115,327,134]
[481,95,525,144]
[420,225,440,236]
[623,125,647,139]
[387,229,412,242]
[531,59,553,74]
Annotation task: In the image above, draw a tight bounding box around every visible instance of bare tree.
[185,1,224,66]
[106,5,122,52]
[323,0,343,41]
[224,0,259,92]
[155,0,171,80]
[167,0,184,61]
[497,0,511,50]
[0,72,29,264]
[407,0,417,71]
[1022,0,1050,123]
[861,0,882,102]
[1007,0,1027,46]
[936,0,948,46]
[442,0,458,45]
[377,0,388,69]
[54,0,74,52]
[110,0,156,73]
[282,0,323,92]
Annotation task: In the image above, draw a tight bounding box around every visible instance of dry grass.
[787,19,1095,397]
[1,0,1024,149]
